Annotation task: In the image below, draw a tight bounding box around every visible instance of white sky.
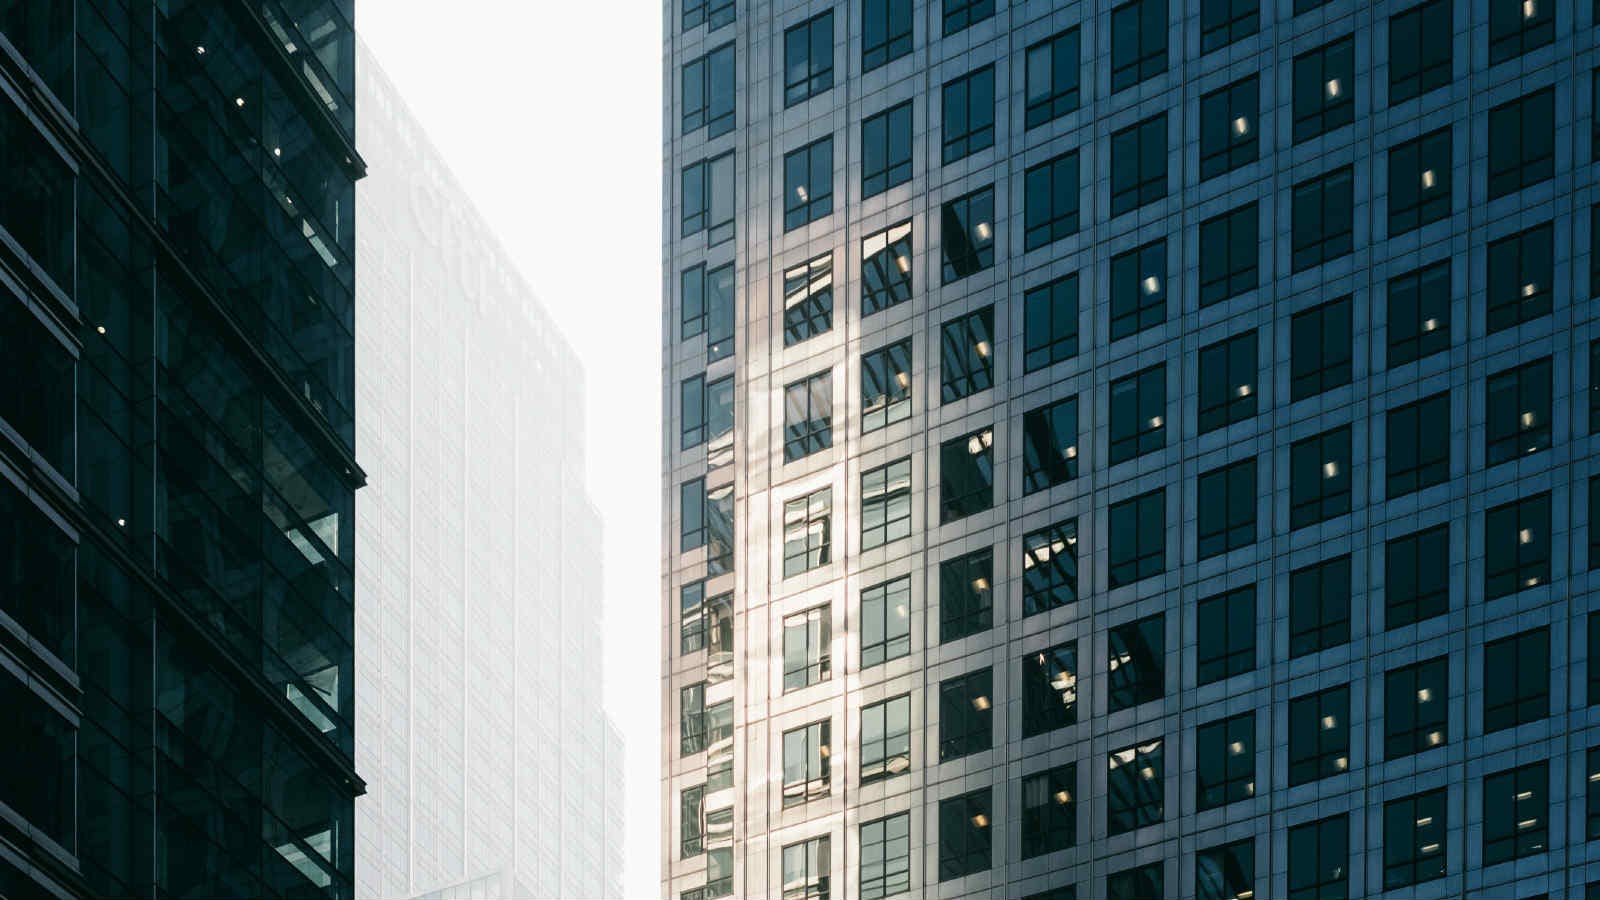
[358,4,662,897]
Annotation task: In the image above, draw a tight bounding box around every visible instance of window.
[1109,365,1166,464]
[1111,0,1167,92]
[1201,77,1258,180]
[682,477,710,550]
[1291,167,1353,271]
[1198,587,1255,685]
[1386,393,1449,497]
[861,577,911,668]
[783,138,833,231]
[681,581,707,654]
[784,11,833,107]
[940,306,994,402]
[861,694,911,782]
[1111,115,1166,217]
[1199,203,1258,305]
[783,254,833,346]
[1389,0,1451,102]
[783,487,832,578]
[681,373,734,450]
[860,813,910,900]
[1025,28,1081,128]
[1385,525,1448,628]
[681,785,705,857]
[1021,765,1076,858]
[862,101,912,197]
[783,370,833,462]
[1589,747,1600,840]
[682,482,735,574]
[1290,427,1352,528]
[1289,296,1352,400]
[1382,784,1446,883]
[681,682,707,755]
[1023,520,1078,616]
[1198,331,1257,434]
[683,151,735,245]
[1484,627,1549,732]
[1109,489,1164,587]
[940,427,993,522]
[1489,90,1555,199]
[1387,261,1450,366]
[1022,642,1078,736]
[782,719,831,806]
[1024,889,1076,900]
[1486,357,1551,465]
[1024,273,1079,371]
[1108,864,1163,900]
[940,547,993,643]
[1107,740,1163,835]
[1485,492,1550,599]
[1292,37,1354,143]
[862,458,912,550]
[1590,615,1600,708]
[1110,239,1166,340]
[682,0,734,32]
[1489,0,1553,63]
[862,0,912,72]
[682,43,735,137]
[1108,614,1164,712]
[938,667,992,760]
[1593,477,1600,570]
[1024,150,1080,249]
[1198,840,1254,900]
[942,66,995,163]
[1289,685,1351,785]
[682,261,735,360]
[1486,223,1553,333]
[781,835,829,900]
[861,339,912,433]
[1385,656,1447,759]
[1389,128,1451,235]
[1593,340,1600,433]
[1201,0,1257,52]
[938,789,991,881]
[1288,816,1347,900]
[862,222,912,315]
[704,848,733,898]
[943,0,993,34]
[941,187,995,283]
[1022,397,1079,493]
[1197,712,1254,810]
[782,605,831,692]
[1198,459,1256,559]
[1483,762,1548,864]
[1290,554,1351,656]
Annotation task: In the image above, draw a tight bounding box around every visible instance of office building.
[0,2,363,897]
[353,43,625,900]
[662,1,1600,898]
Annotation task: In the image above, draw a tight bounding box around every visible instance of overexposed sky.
[358,4,662,897]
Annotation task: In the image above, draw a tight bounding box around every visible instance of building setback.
[0,2,364,898]
[662,1,1600,898]
[353,42,625,900]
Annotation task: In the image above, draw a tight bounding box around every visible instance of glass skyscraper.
[353,43,625,900]
[0,2,362,897]
[663,1,1600,898]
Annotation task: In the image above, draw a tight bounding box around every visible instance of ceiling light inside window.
[1521,411,1535,427]
[1421,169,1436,189]
[1522,282,1537,298]
[975,340,990,358]
[195,45,206,55]
[1054,790,1070,804]
[1232,116,1249,136]
[1321,715,1337,730]
[1422,317,1439,332]
[1519,528,1533,544]
[1142,275,1160,295]
[971,695,990,711]
[96,324,107,334]
[1417,688,1432,702]
[971,813,989,828]
[1236,383,1253,397]
[1149,416,1163,429]
[1523,0,1536,17]
[894,254,910,274]
[1325,78,1341,99]
[235,97,246,107]
[795,185,808,202]
[1063,444,1077,459]
[1323,461,1339,478]
[975,221,992,241]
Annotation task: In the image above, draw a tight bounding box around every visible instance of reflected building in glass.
[0,2,363,897]
[663,1,1600,899]
[353,43,624,900]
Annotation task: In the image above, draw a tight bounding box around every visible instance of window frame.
[1024,27,1081,128]
[1110,0,1168,93]
[1485,356,1552,466]
[861,338,912,434]
[1109,489,1164,587]
[1021,396,1079,494]
[1199,203,1258,306]
[1024,149,1081,250]
[1023,272,1079,372]
[783,137,834,231]
[1290,166,1354,272]
[1389,0,1451,102]
[1384,655,1447,760]
[781,604,831,692]
[1021,641,1079,737]
[940,427,994,522]
[1484,492,1551,599]
[1109,239,1166,340]
[861,457,912,550]
[1110,114,1167,217]
[862,221,913,316]
[1197,712,1254,810]
[1387,260,1450,366]
[783,11,834,107]
[782,253,834,347]
[1197,586,1255,685]
[1384,524,1449,628]
[1289,426,1352,529]
[939,546,994,643]
[1022,519,1078,616]
[782,369,834,462]
[860,577,911,669]
[1483,627,1549,733]
[1292,36,1354,144]
[1197,458,1256,559]
[1107,739,1164,835]
[941,65,996,164]
[782,486,832,578]
[862,100,913,198]
[1200,76,1258,180]
[941,186,996,283]
[938,667,993,761]
[1289,554,1351,657]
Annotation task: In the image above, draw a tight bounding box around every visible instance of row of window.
[683,0,1550,133]
[682,725,1600,898]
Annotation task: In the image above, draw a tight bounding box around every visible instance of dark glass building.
[0,3,363,897]
[664,1,1600,899]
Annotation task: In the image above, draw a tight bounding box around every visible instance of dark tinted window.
[862,101,913,198]
[1021,765,1076,858]
[1107,614,1164,712]
[1021,642,1078,737]
[1386,392,1449,497]
[861,339,912,434]
[1198,587,1254,685]
[1488,0,1554,63]
[1025,29,1081,128]
[1197,712,1254,810]
[940,306,995,402]
[861,694,910,782]
[1199,203,1258,305]
[1111,115,1167,217]
[1110,239,1166,340]
[1290,554,1351,657]
[1289,295,1352,400]
[1198,331,1257,433]
[1387,261,1450,366]
[682,0,734,32]
[1200,77,1258,180]
[862,0,912,71]
[1109,864,1163,900]
[1293,37,1354,143]
[942,0,994,35]
[1024,273,1079,372]
[937,788,992,880]
[1109,365,1166,464]
[1111,0,1167,92]
[1483,762,1547,864]
[939,546,993,643]
[1288,815,1348,900]
[1022,397,1079,494]
[862,221,912,316]
[942,186,996,283]
[1485,356,1551,465]
[1289,685,1351,785]
[1201,0,1257,53]
[1198,840,1254,900]
[682,43,735,137]
[938,668,992,760]
[1488,89,1555,198]
[1385,525,1449,628]
[1483,627,1549,732]
[942,66,995,163]
[1291,166,1354,271]
[1384,656,1447,759]
[1109,489,1164,587]
[1389,0,1451,102]
[1384,790,1447,888]
[940,427,993,522]
[1107,741,1164,835]
[783,138,833,231]
[783,12,833,106]
[1024,150,1081,250]
[1486,223,1553,333]
[783,254,833,346]
[1198,459,1256,559]
[1289,427,1352,528]
[1022,520,1078,616]
[1389,128,1452,234]
[1484,492,1551,600]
